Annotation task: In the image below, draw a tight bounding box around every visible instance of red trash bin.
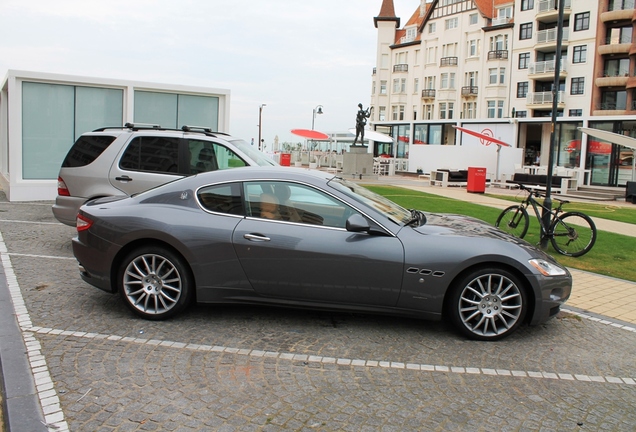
[280,153,291,166]
[467,167,487,193]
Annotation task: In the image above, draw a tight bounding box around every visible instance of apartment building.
[370,0,635,187]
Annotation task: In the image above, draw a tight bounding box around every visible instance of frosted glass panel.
[178,94,219,130]
[75,87,123,137]
[22,82,74,179]
[134,91,178,128]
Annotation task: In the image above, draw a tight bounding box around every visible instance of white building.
[370,0,635,188]
[0,70,230,201]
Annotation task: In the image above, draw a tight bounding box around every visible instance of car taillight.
[57,177,70,196]
[76,214,93,232]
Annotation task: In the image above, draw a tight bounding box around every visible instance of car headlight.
[529,259,567,276]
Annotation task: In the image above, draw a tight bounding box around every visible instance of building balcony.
[421,89,436,99]
[536,0,571,24]
[526,91,565,108]
[597,35,634,55]
[461,86,478,97]
[528,60,567,80]
[491,17,511,26]
[601,0,635,23]
[596,73,630,88]
[440,57,458,67]
[372,67,376,75]
[487,50,508,60]
[393,64,408,73]
[592,102,628,116]
[535,28,569,52]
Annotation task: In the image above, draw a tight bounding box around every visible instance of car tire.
[117,245,193,320]
[448,267,527,341]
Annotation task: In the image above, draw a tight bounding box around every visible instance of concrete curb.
[0,263,47,431]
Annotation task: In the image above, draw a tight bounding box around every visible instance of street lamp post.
[312,105,323,130]
[310,105,323,163]
[258,104,266,151]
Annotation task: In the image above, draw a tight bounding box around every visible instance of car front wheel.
[117,246,193,320]
[448,268,527,341]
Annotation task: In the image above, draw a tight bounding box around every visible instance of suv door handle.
[115,176,133,182]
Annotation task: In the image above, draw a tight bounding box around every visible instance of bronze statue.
[353,103,372,145]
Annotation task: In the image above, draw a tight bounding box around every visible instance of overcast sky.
[0,0,416,147]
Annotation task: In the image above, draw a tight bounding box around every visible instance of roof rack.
[181,125,230,137]
[90,124,232,137]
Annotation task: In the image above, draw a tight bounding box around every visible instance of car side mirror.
[346,213,370,233]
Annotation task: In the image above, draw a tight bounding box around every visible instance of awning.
[291,129,329,140]
[347,128,393,143]
[453,126,511,147]
[578,127,636,151]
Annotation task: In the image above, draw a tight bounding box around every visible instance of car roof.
[193,166,334,183]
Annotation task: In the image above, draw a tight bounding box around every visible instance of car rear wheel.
[117,246,193,320]
[448,268,527,341]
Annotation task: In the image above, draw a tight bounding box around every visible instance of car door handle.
[244,233,271,242]
[115,176,133,182]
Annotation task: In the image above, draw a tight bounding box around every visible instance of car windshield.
[229,139,278,166]
[328,177,411,225]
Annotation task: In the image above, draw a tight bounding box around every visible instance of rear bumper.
[72,236,116,293]
[52,196,85,226]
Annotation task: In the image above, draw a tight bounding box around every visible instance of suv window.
[188,139,247,174]
[61,135,117,168]
[119,136,181,173]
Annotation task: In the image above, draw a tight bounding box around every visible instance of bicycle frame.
[517,187,564,241]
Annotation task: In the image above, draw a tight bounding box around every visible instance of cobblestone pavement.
[1,197,635,431]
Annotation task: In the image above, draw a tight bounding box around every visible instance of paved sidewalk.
[360,175,636,325]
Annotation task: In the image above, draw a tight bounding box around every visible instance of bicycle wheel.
[495,205,529,239]
[550,212,597,257]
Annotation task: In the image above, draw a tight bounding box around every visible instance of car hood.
[411,213,537,250]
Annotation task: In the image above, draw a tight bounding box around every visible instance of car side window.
[119,136,180,173]
[197,182,243,215]
[244,181,355,228]
[188,140,248,174]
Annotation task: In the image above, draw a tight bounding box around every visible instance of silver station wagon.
[53,124,276,226]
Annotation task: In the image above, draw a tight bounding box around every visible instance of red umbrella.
[453,126,511,147]
[291,129,329,140]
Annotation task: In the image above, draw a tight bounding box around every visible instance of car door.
[232,181,405,307]
[109,135,184,195]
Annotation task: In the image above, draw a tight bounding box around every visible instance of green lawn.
[366,185,636,282]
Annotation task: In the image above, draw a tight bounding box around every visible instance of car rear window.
[61,135,117,168]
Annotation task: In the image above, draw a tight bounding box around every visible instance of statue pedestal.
[343,145,375,178]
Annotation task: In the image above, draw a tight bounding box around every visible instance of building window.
[571,77,585,95]
[441,73,449,88]
[487,100,504,118]
[439,102,447,119]
[517,82,528,98]
[424,104,433,120]
[574,12,590,32]
[429,22,436,33]
[489,68,497,84]
[569,109,582,116]
[469,14,478,25]
[572,46,587,64]
[448,102,454,119]
[462,102,476,119]
[372,81,376,95]
[515,110,527,118]
[380,81,387,94]
[499,67,506,84]
[468,40,478,57]
[399,105,405,120]
[446,17,458,30]
[449,73,455,89]
[400,78,407,93]
[425,76,435,89]
[392,106,398,121]
[393,79,400,93]
[379,106,386,121]
[414,78,419,94]
[520,23,532,40]
[413,105,417,120]
[519,52,530,69]
[521,0,534,11]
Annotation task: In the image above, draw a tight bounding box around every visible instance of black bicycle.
[495,183,597,257]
